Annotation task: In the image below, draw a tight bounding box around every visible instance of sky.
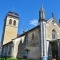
[0,0,60,41]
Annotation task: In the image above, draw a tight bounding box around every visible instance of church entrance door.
[50,41,58,60]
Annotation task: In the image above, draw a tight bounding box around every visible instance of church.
[1,6,60,60]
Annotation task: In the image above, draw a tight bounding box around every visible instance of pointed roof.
[7,11,19,18]
[39,5,46,20]
[40,5,45,12]
[47,18,60,27]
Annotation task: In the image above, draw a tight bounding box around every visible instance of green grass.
[0,58,35,60]
[0,58,26,60]
[0,58,5,60]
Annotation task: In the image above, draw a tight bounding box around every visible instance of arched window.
[13,20,16,26]
[52,29,57,39]
[9,19,12,24]
[32,33,34,40]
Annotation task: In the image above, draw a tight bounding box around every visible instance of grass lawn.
[0,58,35,60]
[0,58,26,60]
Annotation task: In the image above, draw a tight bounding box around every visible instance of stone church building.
[1,6,60,60]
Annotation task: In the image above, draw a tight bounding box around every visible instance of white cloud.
[30,19,38,26]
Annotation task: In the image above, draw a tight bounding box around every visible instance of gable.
[47,18,60,27]
[46,18,60,40]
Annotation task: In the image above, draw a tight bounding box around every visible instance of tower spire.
[39,5,47,60]
[39,6,45,20]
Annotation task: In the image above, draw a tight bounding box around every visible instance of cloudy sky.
[0,0,60,41]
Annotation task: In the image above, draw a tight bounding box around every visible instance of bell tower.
[1,11,19,45]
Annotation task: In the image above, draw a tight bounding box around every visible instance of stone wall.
[27,28,40,59]
[46,18,60,40]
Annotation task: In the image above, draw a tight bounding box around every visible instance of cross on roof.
[51,12,54,18]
